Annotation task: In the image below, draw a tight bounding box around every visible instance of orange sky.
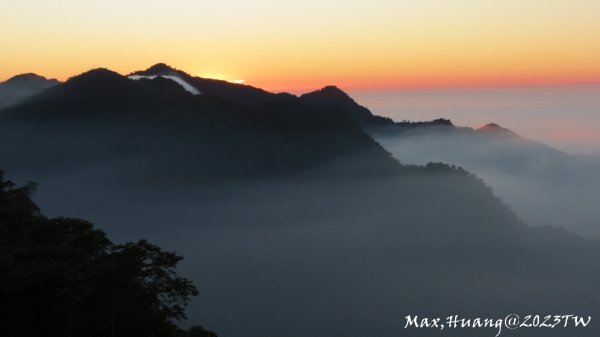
[1,0,599,91]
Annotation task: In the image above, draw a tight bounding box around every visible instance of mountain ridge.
[2,73,59,85]
[0,73,60,109]
[2,63,600,337]
[131,63,274,106]
[0,65,402,181]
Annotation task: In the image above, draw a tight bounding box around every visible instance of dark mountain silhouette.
[0,73,58,89]
[130,63,274,106]
[0,67,399,181]
[298,84,600,238]
[300,86,458,131]
[300,85,394,127]
[298,84,574,175]
[4,68,194,120]
[2,64,600,337]
[2,73,56,85]
[0,73,59,109]
[143,62,180,74]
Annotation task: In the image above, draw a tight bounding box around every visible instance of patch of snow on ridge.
[128,75,201,95]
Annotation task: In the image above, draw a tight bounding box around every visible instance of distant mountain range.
[2,63,600,337]
[0,63,592,197]
[292,84,600,235]
[0,65,399,181]
[294,82,585,176]
[0,73,59,109]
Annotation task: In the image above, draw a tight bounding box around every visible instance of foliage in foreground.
[0,171,209,337]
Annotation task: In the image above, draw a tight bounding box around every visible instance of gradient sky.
[1,0,600,90]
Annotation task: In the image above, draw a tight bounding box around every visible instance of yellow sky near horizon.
[1,0,599,91]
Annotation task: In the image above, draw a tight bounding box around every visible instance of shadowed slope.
[0,73,59,109]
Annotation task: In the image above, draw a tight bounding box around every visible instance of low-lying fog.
[2,83,599,337]
[349,85,600,154]
[353,85,600,238]
[373,130,600,238]
[3,158,599,337]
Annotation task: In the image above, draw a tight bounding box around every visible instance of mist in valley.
[2,70,600,337]
[2,121,600,337]
[371,126,600,239]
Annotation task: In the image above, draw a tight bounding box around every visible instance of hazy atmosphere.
[350,85,600,154]
[1,1,599,337]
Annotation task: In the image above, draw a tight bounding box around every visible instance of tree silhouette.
[0,170,202,337]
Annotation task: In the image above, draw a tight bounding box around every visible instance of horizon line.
[2,67,599,94]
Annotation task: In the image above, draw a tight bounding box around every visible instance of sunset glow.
[1,0,599,91]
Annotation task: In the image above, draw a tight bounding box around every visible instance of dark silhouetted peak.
[62,67,194,99]
[1,66,195,121]
[51,68,137,102]
[0,73,61,109]
[134,63,184,76]
[128,63,275,105]
[300,85,394,127]
[147,63,177,73]
[148,63,174,71]
[1,73,59,89]
[302,85,354,105]
[320,85,351,96]
[431,118,453,126]
[478,123,511,133]
[128,64,201,95]
[8,73,44,81]
[3,73,58,85]
[67,68,126,85]
[479,122,503,130]
[61,68,142,95]
[477,123,519,137]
